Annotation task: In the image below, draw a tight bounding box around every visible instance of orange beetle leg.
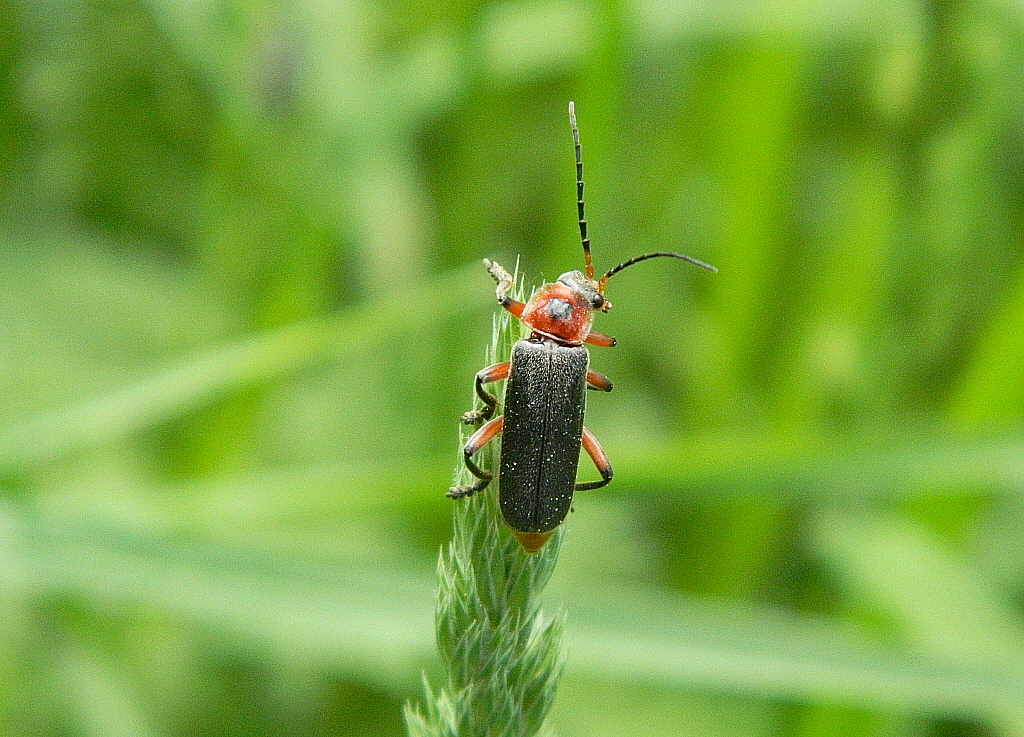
[584,330,616,348]
[461,361,511,424]
[576,426,613,491]
[447,416,504,498]
[586,369,613,392]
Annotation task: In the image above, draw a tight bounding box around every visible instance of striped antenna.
[568,101,594,280]
[598,251,718,294]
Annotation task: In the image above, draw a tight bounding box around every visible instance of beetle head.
[557,270,610,312]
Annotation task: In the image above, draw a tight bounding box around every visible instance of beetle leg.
[484,259,525,318]
[586,369,613,392]
[584,330,616,348]
[575,426,613,491]
[447,416,504,498]
[461,361,511,424]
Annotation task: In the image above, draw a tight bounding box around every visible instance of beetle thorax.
[520,280,596,345]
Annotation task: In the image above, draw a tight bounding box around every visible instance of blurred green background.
[3,0,1024,735]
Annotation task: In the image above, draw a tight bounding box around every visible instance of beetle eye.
[592,294,605,309]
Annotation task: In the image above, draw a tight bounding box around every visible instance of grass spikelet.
[405,265,566,737]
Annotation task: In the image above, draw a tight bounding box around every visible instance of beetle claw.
[447,479,489,498]
[462,405,495,424]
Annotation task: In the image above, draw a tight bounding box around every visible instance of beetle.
[447,102,716,553]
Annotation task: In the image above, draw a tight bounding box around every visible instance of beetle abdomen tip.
[512,529,555,553]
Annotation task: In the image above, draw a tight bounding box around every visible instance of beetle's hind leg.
[575,426,613,491]
[447,416,504,498]
[460,361,510,424]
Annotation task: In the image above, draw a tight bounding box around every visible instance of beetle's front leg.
[483,259,525,318]
[575,426,613,491]
[584,330,616,348]
[447,416,504,498]
[461,361,511,424]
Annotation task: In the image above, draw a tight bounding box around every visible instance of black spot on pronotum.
[546,298,572,320]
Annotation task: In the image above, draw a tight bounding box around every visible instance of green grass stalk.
[405,268,566,737]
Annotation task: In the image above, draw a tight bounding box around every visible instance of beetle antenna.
[569,101,594,280]
[598,251,718,293]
